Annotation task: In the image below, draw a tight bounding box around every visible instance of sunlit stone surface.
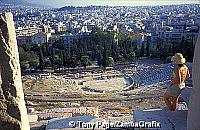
[187,30,200,129]
[0,12,30,130]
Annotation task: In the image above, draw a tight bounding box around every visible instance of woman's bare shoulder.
[183,64,189,69]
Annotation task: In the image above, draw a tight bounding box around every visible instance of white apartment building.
[16,26,39,37]
[31,32,51,44]
[60,32,90,47]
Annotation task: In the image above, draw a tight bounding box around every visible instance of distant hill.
[0,0,42,7]
[57,6,76,11]
[57,5,108,12]
[0,0,27,4]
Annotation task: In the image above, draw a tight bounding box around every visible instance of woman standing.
[163,53,190,111]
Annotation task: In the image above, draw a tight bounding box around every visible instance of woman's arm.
[185,68,190,80]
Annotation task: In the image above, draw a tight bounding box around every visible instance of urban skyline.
[26,0,200,7]
[0,1,199,129]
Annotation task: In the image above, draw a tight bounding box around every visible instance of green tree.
[21,43,31,52]
[52,55,62,71]
[107,57,114,66]
[19,47,25,61]
[156,36,162,51]
[29,59,39,71]
[184,38,195,62]
[97,51,103,67]
[44,58,51,68]
[62,51,67,68]
[69,57,77,68]
[140,43,145,57]
[20,61,29,73]
[102,42,108,69]
[38,47,44,71]
[127,52,135,61]
[180,36,185,53]
[81,55,91,68]
[50,48,56,67]
[146,36,151,57]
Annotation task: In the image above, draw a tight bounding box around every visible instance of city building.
[31,32,51,44]
[16,26,39,37]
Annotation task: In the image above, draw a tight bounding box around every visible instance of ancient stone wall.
[187,30,200,129]
[0,13,30,130]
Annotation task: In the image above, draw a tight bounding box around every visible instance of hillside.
[0,0,27,4]
[0,0,42,7]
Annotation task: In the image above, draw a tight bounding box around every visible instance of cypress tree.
[38,46,44,72]
[140,42,145,57]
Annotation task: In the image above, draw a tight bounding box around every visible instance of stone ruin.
[0,13,30,130]
[187,28,200,129]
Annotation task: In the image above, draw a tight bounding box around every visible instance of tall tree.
[102,41,108,69]
[180,36,185,54]
[140,42,145,57]
[81,55,91,68]
[62,51,67,68]
[38,46,44,71]
[107,57,114,66]
[97,52,103,67]
[146,36,151,57]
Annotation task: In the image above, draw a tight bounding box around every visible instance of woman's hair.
[178,64,184,67]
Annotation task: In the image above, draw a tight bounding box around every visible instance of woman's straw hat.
[171,53,186,64]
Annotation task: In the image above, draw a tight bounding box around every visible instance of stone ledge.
[134,109,187,130]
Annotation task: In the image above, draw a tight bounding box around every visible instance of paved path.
[25,94,162,102]
[134,109,187,130]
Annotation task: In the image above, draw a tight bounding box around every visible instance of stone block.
[0,12,30,130]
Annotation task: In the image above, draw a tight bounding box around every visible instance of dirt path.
[25,94,163,103]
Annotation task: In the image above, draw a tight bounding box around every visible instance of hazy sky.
[26,0,200,7]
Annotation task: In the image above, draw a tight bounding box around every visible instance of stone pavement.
[134,108,187,130]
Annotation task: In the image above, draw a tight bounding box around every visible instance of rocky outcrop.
[187,30,200,129]
[0,13,30,130]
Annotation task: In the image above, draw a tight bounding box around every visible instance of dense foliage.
[18,28,196,72]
